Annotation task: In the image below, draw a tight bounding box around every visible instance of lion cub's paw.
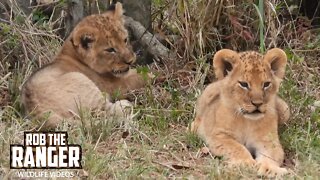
[257,162,288,178]
[108,100,133,118]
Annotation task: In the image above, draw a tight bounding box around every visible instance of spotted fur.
[21,3,145,129]
[191,48,290,177]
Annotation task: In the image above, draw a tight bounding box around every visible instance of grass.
[253,0,266,53]
[1,0,320,179]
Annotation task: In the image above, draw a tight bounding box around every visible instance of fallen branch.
[124,16,174,60]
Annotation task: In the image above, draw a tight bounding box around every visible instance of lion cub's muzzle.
[123,51,136,65]
[241,101,266,120]
[125,57,136,65]
[111,55,135,77]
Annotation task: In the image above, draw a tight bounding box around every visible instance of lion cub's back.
[21,65,106,119]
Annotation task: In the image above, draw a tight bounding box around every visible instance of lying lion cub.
[191,48,290,177]
[21,3,145,129]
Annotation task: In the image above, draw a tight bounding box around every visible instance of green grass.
[1,52,319,178]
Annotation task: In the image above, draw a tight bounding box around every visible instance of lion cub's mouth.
[250,109,261,114]
[242,109,264,120]
[112,67,130,77]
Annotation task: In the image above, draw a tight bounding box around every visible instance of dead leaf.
[171,164,190,170]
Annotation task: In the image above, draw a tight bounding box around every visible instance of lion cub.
[21,3,145,129]
[191,48,290,177]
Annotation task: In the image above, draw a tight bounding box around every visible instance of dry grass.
[1,0,320,179]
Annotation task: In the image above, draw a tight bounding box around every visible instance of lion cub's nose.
[251,101,263,108]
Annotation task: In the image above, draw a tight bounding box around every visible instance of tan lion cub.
[191,48,290,177]
[21,3,145,129]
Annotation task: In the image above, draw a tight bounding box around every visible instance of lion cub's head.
[70,3,135,77]
[213,48,287,120]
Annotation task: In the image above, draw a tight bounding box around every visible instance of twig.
[152,161,178,172]
[0,72,11,85]
[94,133,102,150]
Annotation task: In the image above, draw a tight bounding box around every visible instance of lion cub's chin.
[243,113,265,120]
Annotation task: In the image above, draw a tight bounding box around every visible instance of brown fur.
[21,3,145,129]
[191,48,290,177]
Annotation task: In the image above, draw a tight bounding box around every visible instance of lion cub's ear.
[104,2,124,19]
[114,2,124,18]
[71,27,98,49]
[213,49,240,80]
[263,48,287,79]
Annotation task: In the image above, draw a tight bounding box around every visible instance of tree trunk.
[118,0,152,31]
[300,0,320,26]
[64,0,84,38]
[117,0,153,64]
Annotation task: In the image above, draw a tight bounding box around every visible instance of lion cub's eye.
[238,81,249,89]
[263,82,271,89]
[124,38,128,44]
[105,48,117,53]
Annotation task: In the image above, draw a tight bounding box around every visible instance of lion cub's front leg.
[207,133,256,166]
[118,69,149,92]
[253,134,287,177]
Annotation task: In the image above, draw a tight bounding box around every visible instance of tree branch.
[124,16,174,60]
